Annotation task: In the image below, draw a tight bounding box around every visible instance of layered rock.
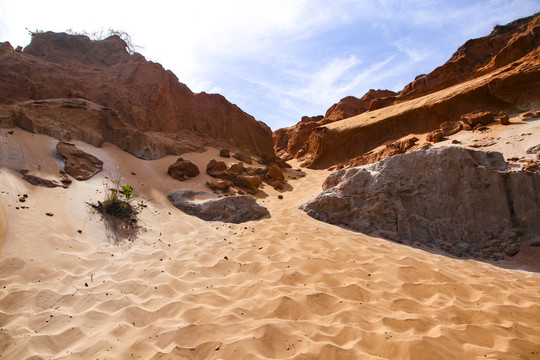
[273,89,397,161]
[0,32,275,159]
[56,141,103,180]
[301,148,540,260]
[275,13,540,169]
[398,13,540,101]
[167,189,269,223]
[324,90,398,122]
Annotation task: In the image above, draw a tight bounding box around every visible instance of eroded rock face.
[398,13,540,100]
[273,89,397,161]
[324,90,398,122]
[56,141,103,180]
[167,189,269,223]
[0,32,275,159]
[301,148,540,260]
[277,14,540,169]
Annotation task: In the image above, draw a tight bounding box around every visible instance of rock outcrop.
[398,13,540,101]
[168,189,270,223]
[301,148,540,260]
[56,141,103,180]
[275,13,540,169]
[324,90,398,122]
[273,89,397,161]
[0,32,275,160]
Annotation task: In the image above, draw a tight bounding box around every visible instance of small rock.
[426,130,444,143]
[440,121,462,136]
[498,111,510,125]
[278,195,283,199]
[461,111,494,127]
[45,212,54,217]
[233,150,252,164]
[219,149,230,158]
[167,157,200,181]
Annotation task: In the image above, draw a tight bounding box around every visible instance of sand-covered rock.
[167,189,269,223]
[301,147,540,260]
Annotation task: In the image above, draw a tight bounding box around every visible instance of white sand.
[1,123,539,359]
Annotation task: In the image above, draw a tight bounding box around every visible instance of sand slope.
[1,128,539,359]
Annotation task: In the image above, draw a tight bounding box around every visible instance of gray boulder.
[301,147,540,260]
[168,189,269,223]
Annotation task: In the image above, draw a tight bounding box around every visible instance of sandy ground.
[0,119,539,359]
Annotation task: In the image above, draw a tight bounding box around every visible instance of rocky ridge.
[275,13,540,169]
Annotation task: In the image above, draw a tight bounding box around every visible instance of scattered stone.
[219,149,230,158]
[233,150,252,164]
[20,170,67,188]
[440,121,463,136]
[278,195,284,199]
[206,178,232,192]
[7,130,14,135]
[45,212,54,217]
[347,137,419,167]
[498,111,510,125]
[167,157,200,181]
[301,147,539,260]
[77,230,82,234]
[452,140,461,144]
[167,189,270,223]
[266,165,286,190]
[426,129,444,143]
[461,111,494,127]
[521,109,540,119]
[56,142,103,181]
[231,175,262,195]
[227,162,244,176]
[206,159,228,177]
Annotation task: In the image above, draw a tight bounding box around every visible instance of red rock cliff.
[0,32,275,159]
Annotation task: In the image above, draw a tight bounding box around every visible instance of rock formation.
[273,89,397,161]
[324,90,398,122]
[167,158,200,181]
[56,141,103,180]
[0,32,275,160]
[398,13,540,101]
[167,189,270,223]
[301,148,540,260]
[275,13,540,169]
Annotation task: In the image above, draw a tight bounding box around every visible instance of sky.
[0,1,538,130]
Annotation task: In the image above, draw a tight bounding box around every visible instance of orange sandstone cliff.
[0,32,275,160]
[274,13,540,169]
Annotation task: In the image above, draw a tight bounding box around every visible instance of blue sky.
[0,1,538,130]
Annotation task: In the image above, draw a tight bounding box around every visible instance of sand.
[1,122,540,360]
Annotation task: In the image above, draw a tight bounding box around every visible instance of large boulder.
[167,158,200,180]
[167,189,269,223]
[56,141,103,180]
[301,147,540,260]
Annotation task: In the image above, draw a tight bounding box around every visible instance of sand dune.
[1,127,540,359]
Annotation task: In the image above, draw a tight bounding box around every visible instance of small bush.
[89,176,143,243]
